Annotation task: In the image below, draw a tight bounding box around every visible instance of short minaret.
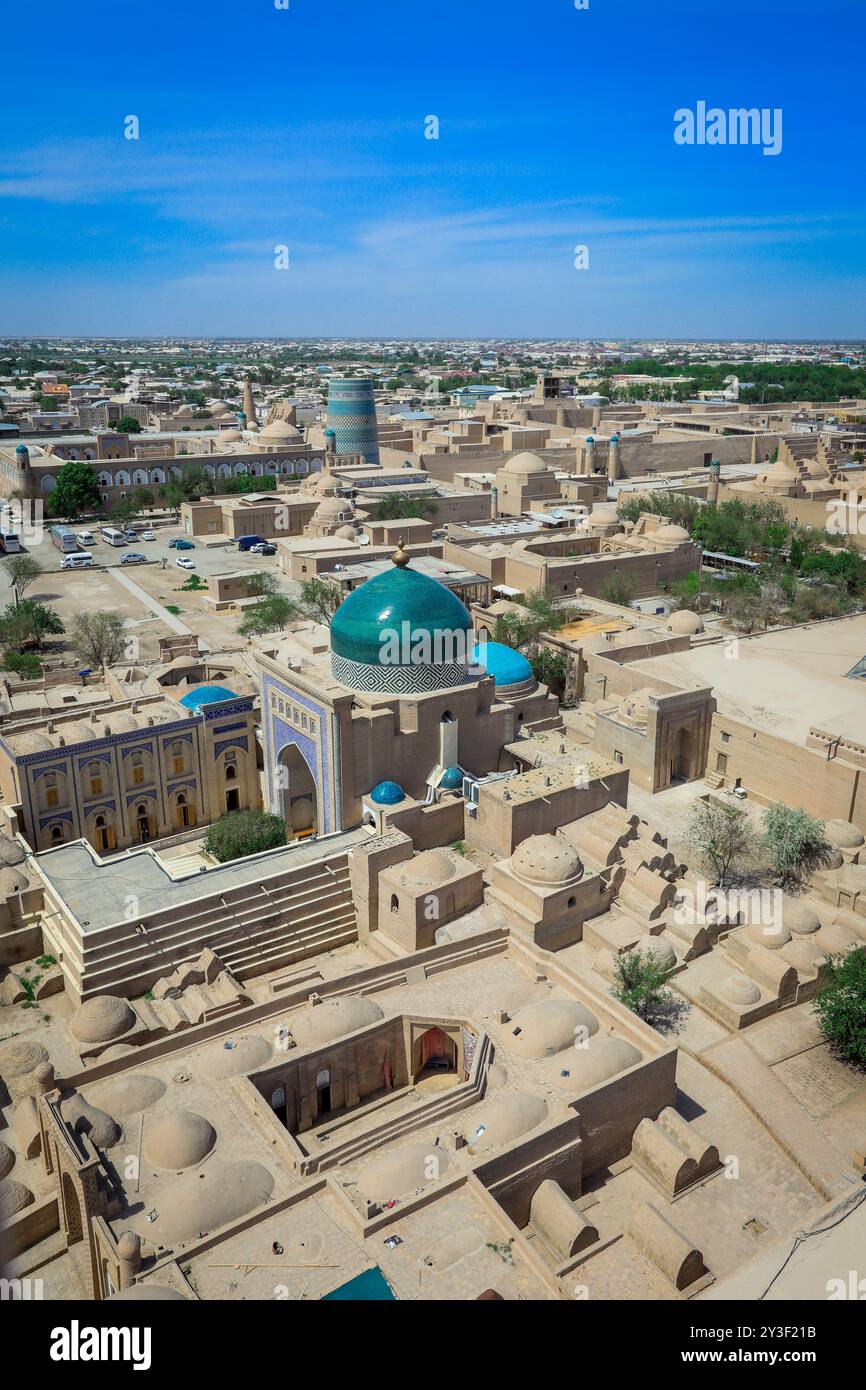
[582,435,595,475]
[242,379,258,426]
[607,433,622,482]
[707,458,721,507]
[116,1231,142,1291]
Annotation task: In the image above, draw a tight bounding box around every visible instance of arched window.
[50,825,64,843]
[88,762,103,796]
[225,761,237,780]
[131,751,145,785]
[390,893,399,913]
[170,741,185,776]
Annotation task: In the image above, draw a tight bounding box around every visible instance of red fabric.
[420,1027,448,1065]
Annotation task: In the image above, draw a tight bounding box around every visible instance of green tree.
[300,576,342,626]
[71,611,128,668]
[761,803,830,886]
[373,492,438,522]
[237,593,301,636]
[612,950,676,1024]
[492,589,574,655]
[3,554,42,598]
[203,809,287,863]
[48,461,101,520]
[685,798,752,887]
[0,599,64,651]
[813,947,866,1069]
[116,416,142,434]
[601,573,635,607]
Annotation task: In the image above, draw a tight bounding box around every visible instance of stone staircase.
[703,769,725,789]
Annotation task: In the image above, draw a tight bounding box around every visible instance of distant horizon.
[3,335,866,348]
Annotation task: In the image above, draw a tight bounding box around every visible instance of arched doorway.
[412,1027,456,1081]
[315,1068,332,1116]
[277,744,317,839]
[61,1171,83,1244]
[135,802,156,843]
[92,814,116,853]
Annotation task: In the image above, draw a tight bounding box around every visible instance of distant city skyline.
[1,0,863,338]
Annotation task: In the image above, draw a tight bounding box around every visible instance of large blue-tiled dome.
[369,780,406,805]
[330,546,476,695]
[471,641,532,688]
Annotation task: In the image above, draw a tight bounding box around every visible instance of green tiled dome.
[331,564,471,668]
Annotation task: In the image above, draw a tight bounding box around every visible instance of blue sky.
[1,0,863,338]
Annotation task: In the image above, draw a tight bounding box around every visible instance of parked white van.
[61,551,94,569]
[75,530,95,545]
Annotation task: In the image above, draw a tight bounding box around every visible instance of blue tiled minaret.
[326,378,380,465]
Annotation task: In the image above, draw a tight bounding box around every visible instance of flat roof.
[626,615,866,745]
[35,827,370,933]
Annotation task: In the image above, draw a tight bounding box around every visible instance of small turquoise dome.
[331,563,471,668]
[370,780,405,805]
[15,443,28,453]
[610,432,620,442]
[324,427,336,437]
[585,435,595,444]
[440,766,463,791]
[178,684,239,712]
[471,641,532,687]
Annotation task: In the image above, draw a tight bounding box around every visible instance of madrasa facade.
[256,541,558,839]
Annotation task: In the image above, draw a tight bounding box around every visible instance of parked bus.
[0,530,21,554]
[100,527,127,547]
[50,525,79,553]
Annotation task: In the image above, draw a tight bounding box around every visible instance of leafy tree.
[685,798,752,887]
[237,593,301,636]
[373,492,438,522]
[492,589,573,655]
[159,480,184,517]
[761,804,830,885]
[109,497,142,528]
[2,650,43,679]
[37,395,59,412]
[244,571,280,601]
[813,947,866,1069]
[48,461,101,519]
[3,554,42,598]
[71,611,128,668]
[203,809,287,863]
[612,950,676,1023]
[601,573,635,607]
[529,648,567,692]
[116,416,142,434]
[0,599,64,651]
[300,576,341,626]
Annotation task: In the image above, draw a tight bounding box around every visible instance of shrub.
[813,947,866,1069]
[203,810,288,863]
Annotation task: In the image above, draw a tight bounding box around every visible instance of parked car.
[140,530,156,541]
[249,543,277,555]
[61,552,94,569]
[75,530,95,545]
[120,551,146,565]
[237,534,265,551]
[176,557,195,570]
[175,539,195,551]
[167,537,180,548]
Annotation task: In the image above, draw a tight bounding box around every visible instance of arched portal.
[61,1171,83,1244]
[277,743,317,839]
[412,1026,456,1081]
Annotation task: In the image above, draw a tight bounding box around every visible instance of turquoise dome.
[585,436,595,444]
[331,564,471,669]
[471,641,532,687]
[15,443,28,453]
[178,684,239,712]
[440,766,463,790]
[370,780,405,805]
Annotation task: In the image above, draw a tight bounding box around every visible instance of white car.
[140,530,156,541]
[176,557,195,570]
